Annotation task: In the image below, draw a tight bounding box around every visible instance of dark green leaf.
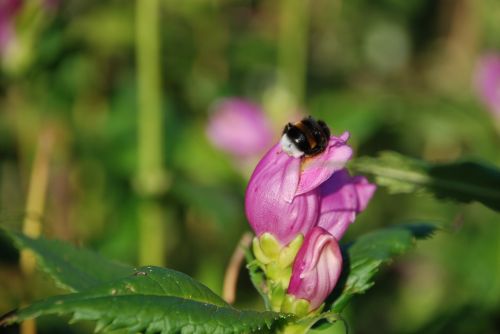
[330,223,437,312]
[0,294,287,333]
[351,151,500,211]
[1,227,132,291]
[0,232,290,333]
[46,265,230,307]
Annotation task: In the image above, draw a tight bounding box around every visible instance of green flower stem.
[136,0,169,266]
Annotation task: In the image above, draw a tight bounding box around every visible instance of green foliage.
[330,223,437,313]
[1,294,284,334]
[0,229,288,333]
[32,264,230,307]
[1,228,132,292]
[352,151,500,212]
[0,0,499,333]
[0,223,437,333]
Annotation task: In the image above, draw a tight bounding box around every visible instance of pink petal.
[317,169,376,240]
[353,175,377,211]
[295,132,353,197]
[250,143,301,203]
[288,227,342,311]
[245,144,320,245]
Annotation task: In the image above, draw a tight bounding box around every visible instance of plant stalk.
[264,0,310,127]
[20,128,54,334]
[277,0,310,106]
[136,0,168,266]
[222,232,253,304]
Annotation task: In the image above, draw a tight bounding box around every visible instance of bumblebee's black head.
[280,116,330,158]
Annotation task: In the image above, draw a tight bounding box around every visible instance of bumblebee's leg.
[282,123,293,135]
[318,120,330,138]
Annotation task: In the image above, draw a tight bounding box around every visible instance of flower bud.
[287,227,343,312]
[318,169,376,240]
[251,233,304,311]
[245,133,352,245]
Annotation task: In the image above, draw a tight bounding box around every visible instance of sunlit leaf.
[351,151,500,211]
[0,294,287,334]
[0,232,290,333]
[52,265,231,306]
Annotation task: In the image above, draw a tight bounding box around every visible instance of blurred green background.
[0,0,499,333]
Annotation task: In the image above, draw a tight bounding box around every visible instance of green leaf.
[351,151,500,212]
[1,226,230,306]
[49,265,230,307]
[0,294,287,333]
[1,227,132,291]
[330,223,438,312]
[0,232,291,333]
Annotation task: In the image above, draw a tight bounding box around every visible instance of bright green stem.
[136,0,168,266]
[277,0,310,106]
[137,0,162,185]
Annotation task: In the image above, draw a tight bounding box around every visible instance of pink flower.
[245,118,377,315]
[0,0,22,55]
[474,54,500,118]
[245,132,352,245]
[0,0,21,21]
[317,169,377,240]
[287,227,343,311]
[206,98,274,158]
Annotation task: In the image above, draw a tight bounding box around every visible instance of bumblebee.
[280,116,330,158]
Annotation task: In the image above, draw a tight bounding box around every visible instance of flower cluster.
[245,122,375,315]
